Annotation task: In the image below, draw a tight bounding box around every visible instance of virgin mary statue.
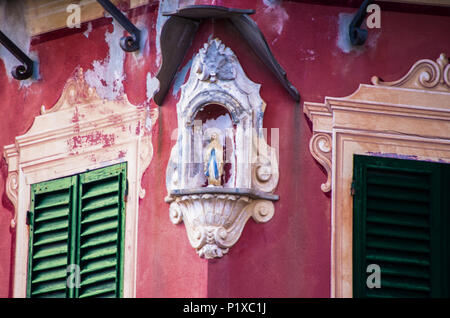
[204,132,224,186]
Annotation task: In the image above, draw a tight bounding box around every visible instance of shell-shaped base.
[169,193,274,259]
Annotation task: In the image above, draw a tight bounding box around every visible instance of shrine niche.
[165,38,279,259]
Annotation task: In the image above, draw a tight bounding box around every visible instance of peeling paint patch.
[83,22,93,38]
[72,107,80,123]
[337,13,364,54]
[21,51,41,87]
[145,106,153,130]
[88,154,97,162]
[366,30,381,49]
[172,58,192,97]
[146,73,160,101]
[68,131,116,151]
[136,122,141,135]
[299,48,316,61]
[127,14,149,65]
[136,16,149,57]
[262,0,289,36]
[84,20,125,100]
[336,12,381,54]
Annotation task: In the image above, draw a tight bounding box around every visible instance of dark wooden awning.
[154,5,300,106]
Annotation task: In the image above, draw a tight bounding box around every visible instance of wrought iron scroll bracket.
[349,0,373,46]
[0,30,34,80]
[97,0,141,52]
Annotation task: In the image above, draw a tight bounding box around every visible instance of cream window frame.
[4,68,157,298]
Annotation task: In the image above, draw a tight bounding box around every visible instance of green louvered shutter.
[27,175,77,298]
[353,155,449,298]
[27,163,127,298]
[76,163,127,298]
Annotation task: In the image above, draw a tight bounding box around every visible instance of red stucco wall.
[0,0,449,298]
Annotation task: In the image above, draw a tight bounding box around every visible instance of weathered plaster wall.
[0,0,449,297]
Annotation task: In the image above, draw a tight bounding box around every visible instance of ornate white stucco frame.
[3,68,158,298]
[304,53,450,297]
[165,38,279,259]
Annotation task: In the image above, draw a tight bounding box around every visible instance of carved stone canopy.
[166,38,279,259]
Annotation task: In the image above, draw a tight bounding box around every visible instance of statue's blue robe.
[206,148,219,180]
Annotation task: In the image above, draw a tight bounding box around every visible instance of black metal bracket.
[0,30,34,80]
[349,0,373,46]
[97,0,141,52]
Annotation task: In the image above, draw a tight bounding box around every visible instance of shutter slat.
[81,244,118,261]
[367,184,429,203]
[82,179,119,199]
[381,277,431,293]
[81,270,116,287]
[34,231,68,246]
[81,207,118,224]
[367,199,429,216]
[34,291,67,298]
[366,223,430,241]
[32,266,67,283]
[366,288,429,298]
[366,211,429,229]
[366,236,430,253]
[33,242,68,259]
[34,206,69,223]
[31,280,67,296]
[80,219,118,237]
[81,195,119,212]
[79,285,116,298]
[35,191,70,210]
[366,169,430,190]
[367,250,430,267]
[81,232,118,249]
[380,264,430,279]
[33,255,69,272]
[33,219,69,234]
[81,257,116,275]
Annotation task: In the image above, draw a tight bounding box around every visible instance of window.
[4,69,157,297]
[353,155,449,297]
[27,163,127,298]
[303,53,450,297]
